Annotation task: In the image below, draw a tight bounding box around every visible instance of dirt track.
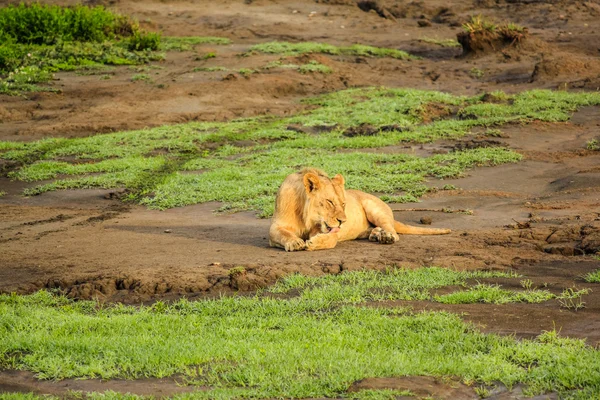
[1,0,600,349]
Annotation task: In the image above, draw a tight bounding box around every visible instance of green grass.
[435,284,554,304]
[264,60,332,74]
[0,388,415,400]
[419,38,461,47]
[0,3,134,45]
[249,41,416,60]
[268,267,519,303]
[584,269,600,283]
[160,36,231,51]
[2,88,599,215]
[193,66,228,72]
[1,267,600,399]
[0,3,163,94]
[131,73,151,82]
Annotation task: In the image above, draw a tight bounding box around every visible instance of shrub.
[128,31,161,51]
[0,3,134,45]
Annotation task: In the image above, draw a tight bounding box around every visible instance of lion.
[269,168,451,251]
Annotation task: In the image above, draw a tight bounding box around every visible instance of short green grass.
[1,268,599,399]
[193,66,228,72]
[264,60,332,74]
[584,269,600,283]
[160,36,231,51]
[268,267,519,303]
[435,283,554,304]
[249,41,416,60]
[2,88,599,215]
[419,38,461,48]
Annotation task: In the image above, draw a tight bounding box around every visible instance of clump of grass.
[460,16,527,48]
[0,65,57,95]
[584,269,600,283]
[586,139,599,151]
[249,41,416,60]
[127,30,161,51]
[462,15,498,34]
[0,190,6,197]
[228,266,246,277]
[160,36,231,51]
[199,52,216,60]
[557,288,590,311]
[238,68,258,76]
[469,67,484,79]
[131,73,151,82]
[193,66,228,72]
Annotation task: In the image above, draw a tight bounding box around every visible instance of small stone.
[420,216,432,225]
[164,229,172,233]
[418,19,432,27]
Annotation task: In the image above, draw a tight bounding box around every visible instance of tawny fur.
[269,168,451,251]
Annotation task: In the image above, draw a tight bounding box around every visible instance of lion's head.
[302,170,347,234]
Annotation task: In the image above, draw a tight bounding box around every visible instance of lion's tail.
[394,221,451,235]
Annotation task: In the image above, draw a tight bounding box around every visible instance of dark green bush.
[128,31,161,51]
[0,3,136,45]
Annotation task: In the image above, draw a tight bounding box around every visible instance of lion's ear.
[303,172,321,193]
[332,174,345,187]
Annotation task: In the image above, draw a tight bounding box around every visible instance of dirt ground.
[1,0,600,396]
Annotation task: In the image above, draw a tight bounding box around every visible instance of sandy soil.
[1,0,600,397]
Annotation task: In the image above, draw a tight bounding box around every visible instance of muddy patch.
[349,376,477,399]
[0,370,200,397]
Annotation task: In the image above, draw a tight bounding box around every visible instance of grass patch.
[1,268,600,399]
[131,73,151,82]
[193,66,228,72]
[586,139,599,151]
[264,60,332,74]
[460,16,527,48]
[435,284,553,304]
[584,269,600,283]
[3,88,599,214]
[419,37,461,47]
[268,267,519,303]
[249,41,416,60]
[160,36,231,51]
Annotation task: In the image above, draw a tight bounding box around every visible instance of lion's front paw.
[369,227,398,244]
[285,238,307,252]
[306,233,338,251]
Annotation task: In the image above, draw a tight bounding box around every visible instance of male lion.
[269,168,451,251]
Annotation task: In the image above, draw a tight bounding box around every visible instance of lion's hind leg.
[368,227,399,244]
[359,194,400,244]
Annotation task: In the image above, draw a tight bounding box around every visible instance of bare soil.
[1,0,600,397]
